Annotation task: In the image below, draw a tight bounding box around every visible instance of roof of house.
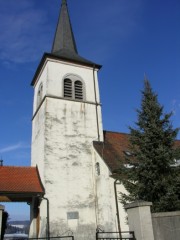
[93,131,130,173]
[93,130,180,173]
[0,166,44,202]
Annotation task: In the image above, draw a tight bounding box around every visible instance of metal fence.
[4,232,135,240]
[29,237,74,240]
[4,236,74,240]
[96,231,136,240]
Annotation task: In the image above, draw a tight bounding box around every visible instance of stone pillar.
[125,201,154,240]
[0,205,5,240]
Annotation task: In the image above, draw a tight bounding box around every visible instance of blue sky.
[0,0,180,220]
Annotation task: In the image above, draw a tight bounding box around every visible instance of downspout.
[93,65,100,141]
[93,65,101,229]
[114,179,122,238]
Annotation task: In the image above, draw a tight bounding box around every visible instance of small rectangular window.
[67,211,79,219]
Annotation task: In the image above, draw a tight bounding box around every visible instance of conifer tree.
[119,80,180,212]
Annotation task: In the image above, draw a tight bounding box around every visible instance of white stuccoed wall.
[93,151,129,232]
[30,58,120,240]
[116,184,129,231]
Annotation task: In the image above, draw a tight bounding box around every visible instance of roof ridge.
[0,166,36,169]
[104,130,130,135]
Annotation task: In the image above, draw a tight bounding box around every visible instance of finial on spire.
[62,0,67,5]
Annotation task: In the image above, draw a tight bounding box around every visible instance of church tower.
[30,1,116,239]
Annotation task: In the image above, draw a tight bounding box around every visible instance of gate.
[96,231,136,240]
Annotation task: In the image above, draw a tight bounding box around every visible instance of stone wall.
[125,201,154,240]
[152,211,180,240]
[125,201,180,240]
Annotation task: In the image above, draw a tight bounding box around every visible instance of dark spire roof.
[31,0,101,86]
[52,0,77,54]
[50,0,101,68]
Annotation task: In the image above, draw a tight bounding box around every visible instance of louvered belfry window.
[75,80,83,100]
[64,77,84,101]
[64,78,72,98]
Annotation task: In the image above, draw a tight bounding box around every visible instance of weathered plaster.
[30,58,119,239]
[93,150,129,232]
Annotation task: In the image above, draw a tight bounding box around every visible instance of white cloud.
[0,142,30,153]
[171,99,180,116]
[0,0,144,64]
[0,0,52,64]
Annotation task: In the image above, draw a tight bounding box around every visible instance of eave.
[0,192,44,203]
[31,52,102,87]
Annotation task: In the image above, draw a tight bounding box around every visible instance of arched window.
[63,76,85,101]
[64,78,72,98]
[95,162,100,176]
[37,83,43,107]
[75,81,83,100]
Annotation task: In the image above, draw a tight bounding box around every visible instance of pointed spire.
[61,0,67,5]
[31,0,101,86]
[51,0,78,54]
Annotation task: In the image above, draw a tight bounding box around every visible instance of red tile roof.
[0,166,44,195]
[93,130,180,172]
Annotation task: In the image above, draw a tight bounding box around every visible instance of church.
[29,0,129,238]
[0,1,130,239]
[1,1,180,240]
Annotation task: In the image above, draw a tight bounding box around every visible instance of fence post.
[96,231,98,240]
[0,205,5,240]
[125,201,154,240]
[131,231,136,240]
